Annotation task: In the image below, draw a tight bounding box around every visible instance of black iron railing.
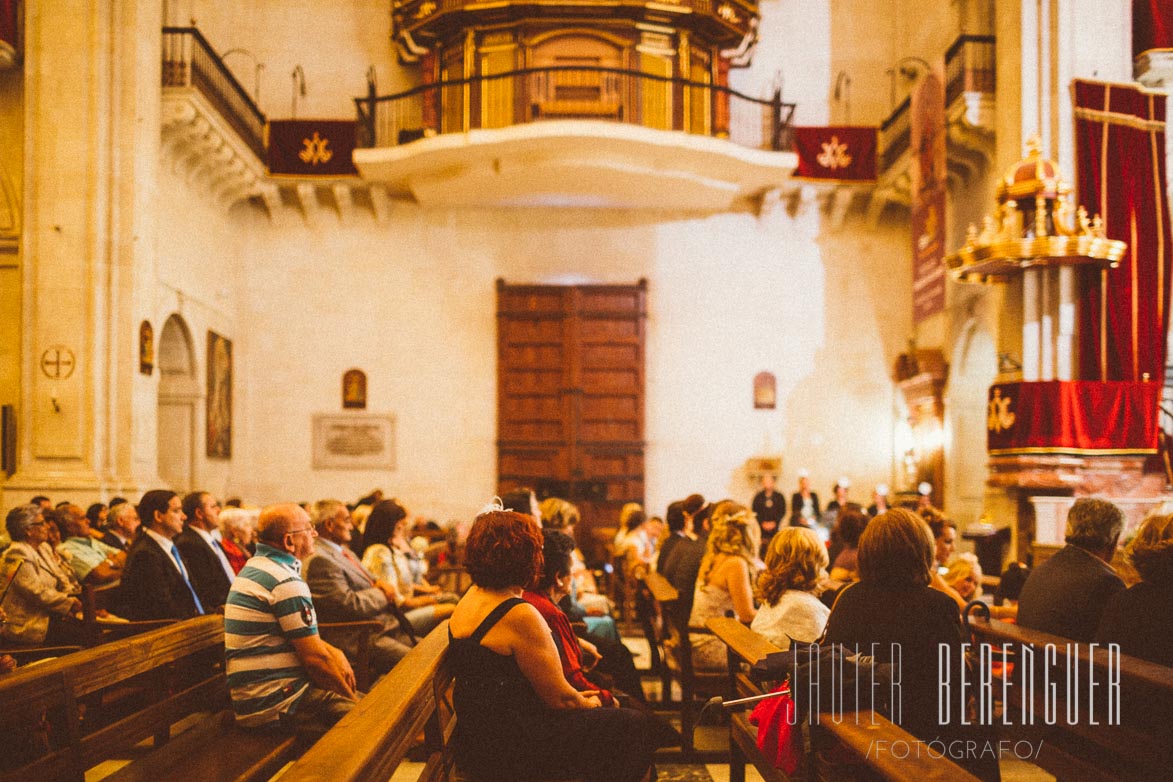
[879,95,911,173]
[162,27,266,160]
[945,34,996,107]
[355,66,796,152]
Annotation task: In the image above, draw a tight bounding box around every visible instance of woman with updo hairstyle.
[823,509,998,781]
[751,527,830,650]
[687,500,760,670]
[448,507,654,782]
[1096,511,1173,666]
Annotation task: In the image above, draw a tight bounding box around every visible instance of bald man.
[224,503,357,740]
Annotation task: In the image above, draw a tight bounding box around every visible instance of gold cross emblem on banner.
[987,388,1016,433]
[299,132,334,165]
[817,136,853,170]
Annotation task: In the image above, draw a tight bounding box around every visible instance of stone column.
[1021,268,1041,381]
[3,1,160,505]
[1056,265,1077,379]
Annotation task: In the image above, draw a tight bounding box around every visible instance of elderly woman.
[360,499,455,636]
[751,527,829,650]
[688,500,760,670]
[1097,511,1173,666]
[1,505,84,646]
[218,507,257,573]
[448,507,653,782]
[822,508,998,781]
[539,497,615,636]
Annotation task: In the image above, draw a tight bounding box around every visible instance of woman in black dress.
[448,507,654,782]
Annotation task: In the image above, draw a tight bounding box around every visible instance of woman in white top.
[688,501,760,670]
[751,527,829,650]
[360,499,455,636]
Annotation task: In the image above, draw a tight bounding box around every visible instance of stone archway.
[946,315,997,526]
[157,314,199,492]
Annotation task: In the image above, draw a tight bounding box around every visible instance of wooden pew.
[642,570,727,756]
[707,617,982,782]
[0,615,298,782]
[281,621,583,782]
[965,615,1173,782]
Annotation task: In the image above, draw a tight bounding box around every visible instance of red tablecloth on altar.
[987,381,1160,455]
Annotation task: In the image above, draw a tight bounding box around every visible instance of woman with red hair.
[448,506,654,781]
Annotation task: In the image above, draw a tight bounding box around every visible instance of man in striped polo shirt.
[224,503,358,741]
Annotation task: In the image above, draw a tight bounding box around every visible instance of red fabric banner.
[792,126,877,182]
[0,0,17,60]
[1134,1,1173,57]
[986,381,1160,455]
[911,68,947,323]
[268,120,358,176]
[1073,80,1172,382]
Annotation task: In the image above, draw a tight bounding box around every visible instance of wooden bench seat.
[0,615,303,782]
[707,617,982,782]
[965,615,1173,782]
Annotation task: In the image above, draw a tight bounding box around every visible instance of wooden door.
[497,279,646,563]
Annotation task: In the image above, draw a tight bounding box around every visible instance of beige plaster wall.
[199,201,909,521]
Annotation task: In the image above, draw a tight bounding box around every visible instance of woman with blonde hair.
[612,502,644,559]
[1096,511,1173,666]
[687,501,760,669]
[751,527,829,649]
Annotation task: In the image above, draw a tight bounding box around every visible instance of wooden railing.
[355,66,796,152]
[879,95,911,173]
[945,34,996,107]
[161,27,267,159]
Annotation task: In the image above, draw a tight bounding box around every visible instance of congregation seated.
[175,491,235,611]
[944,553,1017,620]
[54,503,125,585]
[225,502,358,742]
[219,506,258,573]
[822,508,999,781]
[358,499,455,637]
[304,499,413,674]
[38,509,83,595]
[611,501,644,561]
[826,506,868,581]
[99,500,140,552]
[1,505,84,646]
[448,506,654,782]
[750,526,829,650]
[120,490,205,620]
[1096,509,1173,666]
[538,496,618,641]
[688,500,759,670]
[658,500,710,619]
[1017,497,1124,641]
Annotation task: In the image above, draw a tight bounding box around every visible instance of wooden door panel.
[581,343,640,366]
[578,318,640,341]
[499,446,570,478]
[498,318,564,343]
[498,280,645,563]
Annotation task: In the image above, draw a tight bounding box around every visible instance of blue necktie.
[171,544,206,615]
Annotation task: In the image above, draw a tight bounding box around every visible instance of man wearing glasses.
[224,503,357,741]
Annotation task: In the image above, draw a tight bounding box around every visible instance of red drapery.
[987,381,1160,455]
[1073,80,1172,382]
[0,0,17,54]
[792,126,877,182]
[1134,1,1173,57]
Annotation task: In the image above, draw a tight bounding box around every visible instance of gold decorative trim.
[989,446,1157,456]
[1072,106,1165,132]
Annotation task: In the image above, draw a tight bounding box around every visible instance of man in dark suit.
[304,499,412,673]
[175,491,234,611]
[789,470,821,527]
[751,475,786,554]
[100,501,140,551]
[120,490,203,620]
[1017,497,1126,642]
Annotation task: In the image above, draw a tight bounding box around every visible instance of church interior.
[1,1,1172,781]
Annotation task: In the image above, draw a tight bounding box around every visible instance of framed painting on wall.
[206,331,232,459]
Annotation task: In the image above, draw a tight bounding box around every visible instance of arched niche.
[157,314,198,491]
